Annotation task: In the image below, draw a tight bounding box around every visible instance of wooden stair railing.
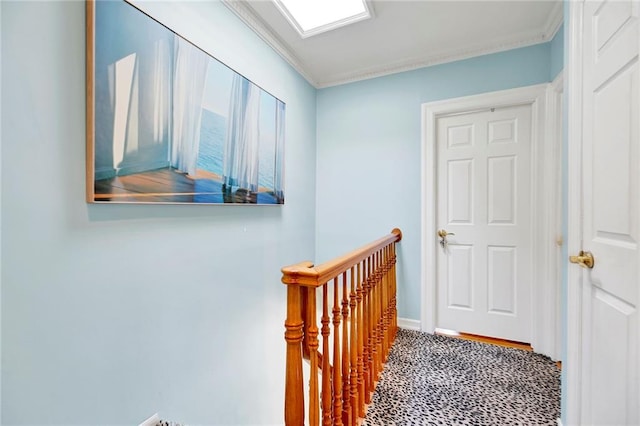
[282,228,402,426]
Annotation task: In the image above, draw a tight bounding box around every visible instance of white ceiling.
[222,0,563,89]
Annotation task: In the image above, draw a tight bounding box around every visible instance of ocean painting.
[87,0,285,204]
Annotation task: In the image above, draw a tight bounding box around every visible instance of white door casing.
[422,84,562,359]
[547,73,564,362]
[435,105,533,343]
[566,1,640,425]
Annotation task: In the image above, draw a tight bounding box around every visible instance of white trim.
[543,1,564,41]
[551,72,564,364]
[318,36,550,89]
[557,418,563,426]
[223,0,563,89]
[565,2,584,424]
[220,0,318,87]
[420,84,559,359]
[421,99,438,335]
[533,72,564,361]
[397,318,422,331]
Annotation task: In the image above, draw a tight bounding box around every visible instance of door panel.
[487,245,516,314]
[448,124,474,148]
[590,289,636,426]
[447,244,474,309]
[436,105,532,342]
[448,159,474,223]
[488,118,517,144]
[578,0,639,424]
[488,156,516,224]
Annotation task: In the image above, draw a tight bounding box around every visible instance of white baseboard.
[557,418,563,426]
[398,318,421,331]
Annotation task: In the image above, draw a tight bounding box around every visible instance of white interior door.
[436,105,533,343]
[568,0,640,424]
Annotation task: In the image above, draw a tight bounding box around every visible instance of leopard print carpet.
[363,329,560,425]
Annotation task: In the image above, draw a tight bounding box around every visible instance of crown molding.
[542,1,564,41]
[222,0,564,90]
[220,0,318,87]
[316,34,549,88]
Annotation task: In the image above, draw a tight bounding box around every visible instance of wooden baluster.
[321,285,332,426]
[380,249,386,366]
[284,284,304,426]
[356,262,366,417]
[332,278,343,426]
[364,256,373,403]
[307,287,320,426]
[361,258,368,403]
[389,245,395,348]
[392,242,398,338]
[371,252,380,383]
[301,287,310,360]
[341,272,351,426]
[378,249,385,371]
[369,253,378,389]
[371,251,380,383]
[349,266,358,426]
[378,248,386,375]
[382,246,390,360]
[379,248,387,362]
[390,245,396,343]
[388,246,394,350]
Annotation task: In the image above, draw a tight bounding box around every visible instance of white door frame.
[542,72,564,362]
[421,83,562,359]
[565,1,583,423]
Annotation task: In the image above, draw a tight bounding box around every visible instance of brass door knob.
[437,229,455,238]
[438,229,455,248]
[569,251,595,269]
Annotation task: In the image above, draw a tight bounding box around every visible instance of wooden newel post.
[282,261,317,426]
[284,283,304,426]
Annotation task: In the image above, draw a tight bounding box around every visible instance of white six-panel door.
[568,0,640,424]
[436,105,533,343]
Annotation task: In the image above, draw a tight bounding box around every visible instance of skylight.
[273,0,373,38]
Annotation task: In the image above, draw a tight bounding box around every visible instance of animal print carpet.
[363,329,560,425]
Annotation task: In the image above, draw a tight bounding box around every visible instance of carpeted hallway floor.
[363,329,561,425]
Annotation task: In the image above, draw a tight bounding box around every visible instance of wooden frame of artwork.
[86,0,285,205]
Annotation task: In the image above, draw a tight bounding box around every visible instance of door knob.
[569,251,595,269]
[437,229,455,248]
[437,229,455,238]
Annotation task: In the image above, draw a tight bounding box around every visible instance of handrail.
[282,228,402,426]
[282,228,402,287]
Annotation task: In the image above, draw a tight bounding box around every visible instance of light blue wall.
[1,1,316,425]
[316,42,558,321]
[2,0,565,421]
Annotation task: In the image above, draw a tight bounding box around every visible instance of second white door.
[436,104,533,343]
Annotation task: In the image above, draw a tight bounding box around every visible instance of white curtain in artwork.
[223,74,261,191]
[274,99,285,201]
[171,37,209,176]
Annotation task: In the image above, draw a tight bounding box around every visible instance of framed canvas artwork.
[86,0,285,204]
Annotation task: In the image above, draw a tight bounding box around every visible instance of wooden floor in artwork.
[94,168,213,202]
[94,167,279,204]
